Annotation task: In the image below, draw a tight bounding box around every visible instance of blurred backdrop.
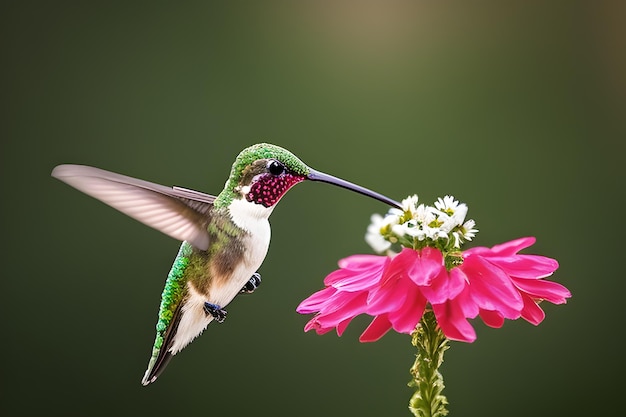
[2,1,624,416]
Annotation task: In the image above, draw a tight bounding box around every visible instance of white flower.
[391,223,407,236]
[365,214,392,253]
[434,195,461,214]
[433,195,466,222]
[400,194,419,213]
[438,216,458,234]
[452,203,468,226]
[460,219,478,241]
[412,203,429,224]
[403,219,426,240]
[364,194,479,252]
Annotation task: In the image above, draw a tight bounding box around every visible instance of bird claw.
[240,272,262,294]
[204,273,262,322]
[204,302,227,323]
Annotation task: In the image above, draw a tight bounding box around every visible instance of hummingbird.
[51,143,401,386]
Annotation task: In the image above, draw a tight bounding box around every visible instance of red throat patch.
[246,173,305,207]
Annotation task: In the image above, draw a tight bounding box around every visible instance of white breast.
[213,197,273,305]
[169,198,273,354]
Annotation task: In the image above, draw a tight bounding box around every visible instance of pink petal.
[455,285,479,318]
[304,318,335,335]
[330,268,386,292]
[478,309,505,328]
[336,317,355,336]
[485,254,559,279]
[407,247,445,286]
[464,237,536,257]
[296,287,337,313]
[461,255,524,319]
[338,254,386,269]
[379,249,414,286]
[313,292,368,329]
[448,267,469,299]
[359,314,393,342]
[511,277,571,304]
[420,266,468,304]
[432,302,477,343]
[325,255,388,290]
[366,276,410,315]
[489,237,536,256]
[416,267,448,304]
[519,292,546,325]
[387,285,427,334]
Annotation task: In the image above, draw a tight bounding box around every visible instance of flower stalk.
[408,310,449,417]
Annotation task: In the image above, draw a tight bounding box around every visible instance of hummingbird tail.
[142,350,174,386]
[142,242,191,386]
[141,303,182,386]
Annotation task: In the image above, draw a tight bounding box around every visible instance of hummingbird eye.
[267,160,285,176]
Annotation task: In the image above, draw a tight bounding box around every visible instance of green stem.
[408,310,449,417]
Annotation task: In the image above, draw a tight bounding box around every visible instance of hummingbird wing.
[51,164,216,250]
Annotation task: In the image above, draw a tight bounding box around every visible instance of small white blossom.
[404,220,426,240]
[435,195,461,212]
[390,223,406,237]
[461,219,478,241]
[422,222,448,241]
[401,194,420,212]
[365,214,392,253]
[438,216,457,234]
[387,208,403,219]
[433,196,466,220]
[413,203,428,224]
[452,203,468,225]
[433,227,449,240]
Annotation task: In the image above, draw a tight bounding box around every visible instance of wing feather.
[51,164,216,250]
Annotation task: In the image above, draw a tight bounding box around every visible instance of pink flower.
[459,237,570,327]
[297,237,570,343]
[297,255,387,336]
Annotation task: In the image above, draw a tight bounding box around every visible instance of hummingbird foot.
[203,302,227,323]
[240,272,262,294]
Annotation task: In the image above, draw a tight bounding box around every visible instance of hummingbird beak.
[307,169,402,209]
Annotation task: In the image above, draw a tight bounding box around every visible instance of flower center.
[428,219,444,228]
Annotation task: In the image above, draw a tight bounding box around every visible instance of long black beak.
[307,169,402,209]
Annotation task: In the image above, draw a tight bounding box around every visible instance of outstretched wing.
[51,164,216,250]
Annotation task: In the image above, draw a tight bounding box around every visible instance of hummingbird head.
[218,143,401,210]
[218,143,309,209]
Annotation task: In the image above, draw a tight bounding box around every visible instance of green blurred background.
[2,1,624,416]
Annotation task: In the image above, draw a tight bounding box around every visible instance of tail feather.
[141,302,183,386]
[141,242,192,386]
